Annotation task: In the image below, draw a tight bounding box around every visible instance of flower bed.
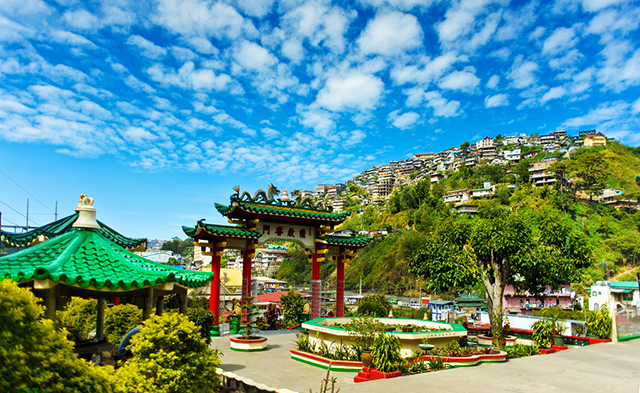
[229,336,267,352]
[414,350,507,367]
[477,335,517,347]
[290,349,363,372]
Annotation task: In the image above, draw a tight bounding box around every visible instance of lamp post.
[600,259,609,280]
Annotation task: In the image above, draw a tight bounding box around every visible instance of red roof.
[415,152,434,156]
[256,291,308,304]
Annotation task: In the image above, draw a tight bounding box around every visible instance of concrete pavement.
[211,330,640,393]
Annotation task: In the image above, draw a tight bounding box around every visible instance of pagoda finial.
[73,194,99,230]
[280,189,290,202]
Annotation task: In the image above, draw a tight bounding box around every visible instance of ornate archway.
[182,185,373,336]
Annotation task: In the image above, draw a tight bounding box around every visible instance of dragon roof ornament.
[230,184,334,213]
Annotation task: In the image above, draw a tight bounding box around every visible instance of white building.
[443,189,471,204]
[135,250,176,264]
[589,281,640,310]
[476,137,494,149]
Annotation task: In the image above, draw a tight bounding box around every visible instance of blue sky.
[1,0,639,240]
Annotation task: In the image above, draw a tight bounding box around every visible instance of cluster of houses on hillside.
[315,130,610,211]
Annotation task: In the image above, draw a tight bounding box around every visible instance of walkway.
[211,330,640,393]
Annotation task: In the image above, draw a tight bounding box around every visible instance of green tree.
[567,150,610,197]
[408,212,592,342]
[104,304,142,346]
[0,280,117,393]
[515,159,531,183]
[117,312,222,393]
[280,290,304,327]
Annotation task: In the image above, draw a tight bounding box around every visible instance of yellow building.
[583,132,607,148]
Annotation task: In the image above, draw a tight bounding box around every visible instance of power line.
[0,169,54,214]
[0,199,40,226]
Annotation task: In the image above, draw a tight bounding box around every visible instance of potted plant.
[531,319,554,349]
[371,332,402,377]
[345,316,381,368]
[229,296,268,352]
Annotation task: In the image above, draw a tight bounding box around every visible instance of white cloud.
[424,91,461,117]
[358,11,423,56]
[484,93,509,108]
[391,52,467,85]
[153,0,252,40]
[62,9,100,31]
[541,86,568,103]
[146,62,232,92]
[580,0,629,12]
[236,0,275,18]
[261,127,280,138]
[388,110,420,129]
[50,31,97,48]
[184,37,219,55]
[563,100,629,127]
[315,73,384,112]
[488,47,511,60]
[436,0,495,43]
[542,27,578,55]
[486,75,500,89]
[233,40,277,72]
[126,35,167,59]
[632,97,640,114]
[438,68,480,92]
[508,55,539,89]
[358,0,436,11]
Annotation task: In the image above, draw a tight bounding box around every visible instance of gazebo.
[183,185,374,335]
[0,195,214,350]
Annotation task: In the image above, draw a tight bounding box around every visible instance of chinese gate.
[182,185,373,336]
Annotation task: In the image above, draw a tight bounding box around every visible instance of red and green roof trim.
[0,229,213,290]
[1,212,147,251]
[322,235,374,247]
[215,202,350,222]
[182,220,262,239]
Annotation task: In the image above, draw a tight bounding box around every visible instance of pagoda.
[183,185,373,335]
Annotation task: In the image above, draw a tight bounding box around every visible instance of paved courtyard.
[211,330,640,393]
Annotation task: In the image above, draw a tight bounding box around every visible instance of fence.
[616,307,640,342]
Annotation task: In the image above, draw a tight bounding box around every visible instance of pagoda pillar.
[311,242,328,319]
[336,255,345,317]
[209,240,226,337]
[241,239,257,325]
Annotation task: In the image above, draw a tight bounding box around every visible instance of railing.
[616,307,640,342]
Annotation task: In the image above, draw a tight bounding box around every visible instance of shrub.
[280,290,304,327]
[58,297,97,341]
[531,319,555,348]
[188,307,216,340]
[0,279,118,393]
[344,316,382,351]
[371,332,402,373]
[356,301,387,317]
[586,305,612,339]
[263,304,281,330]
[117,312,222,393]
[104,304,142,346]
[506,344,540,359]
[357,294,391,314]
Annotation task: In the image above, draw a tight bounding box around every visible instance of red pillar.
[336,255,345,317]
[210,249,221,330]
[311,243,322,320]
[241,242,254,323]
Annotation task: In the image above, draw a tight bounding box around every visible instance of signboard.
[256,222,316,249]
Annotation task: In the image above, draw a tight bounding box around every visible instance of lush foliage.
[187,307,216,340]
[506,344,540,359]
[117,312,222,393]
[344,316,382,351]
[586,305,613,339]
[57,297,97,342]
[356,294,391,316]
[0,280,118,393]
[371,332,402,373]
[104,304,142,346]
[531,319,555,348]
[409,210,593,340]
[262,304,282,330]
[280,290,304,327]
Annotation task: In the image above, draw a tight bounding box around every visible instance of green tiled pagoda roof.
[183,221,262,239]
[0,229,213,290]
[215,202,351,222]
[1,213,147,251]
[322,235,374,247]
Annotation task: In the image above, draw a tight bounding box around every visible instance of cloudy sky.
[1,0,639,239]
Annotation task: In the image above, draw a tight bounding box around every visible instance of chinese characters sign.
[257,222,316,248]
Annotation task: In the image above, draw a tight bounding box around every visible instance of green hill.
[276,142,640,297]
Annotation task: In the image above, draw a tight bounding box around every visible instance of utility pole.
[55,201,58,221]
[359,276,362,296]
[26,199,29,232]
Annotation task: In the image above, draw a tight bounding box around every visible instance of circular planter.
[229,336,267,352]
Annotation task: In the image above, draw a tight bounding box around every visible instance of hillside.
[276,142,640,297]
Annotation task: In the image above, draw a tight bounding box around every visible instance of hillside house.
[503,149,521,163]
[503,284,573,316]
[472,186,494,198]
[476,136,494,149]
[583,132,607,148]
[589,281,640,310]
[443,189,471,204]
[529,157,559,187]
[331,199,348,212]
[431,173,444,183]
